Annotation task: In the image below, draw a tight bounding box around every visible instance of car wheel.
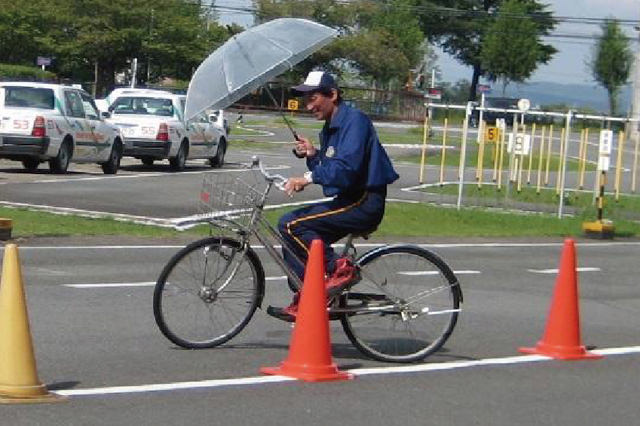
[22,158,40,171]
[141,157,154,167]
[210,139,226,168]
[169,141,187,171]
[101,141,122,174]
[49,140,72,174]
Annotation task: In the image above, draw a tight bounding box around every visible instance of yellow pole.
[578,128,589,189]
[419,113,429,184]
[576,128,585,189]
[526,123,536,184]
[497,123,506,190]
[536,126,546,194]
[492,128,500,182]
[545,125,554,185]
[556,127,566,195]
[476,121,486,187]
[439,118,448,185]
[632,132,639,193]
[614,130,625,201]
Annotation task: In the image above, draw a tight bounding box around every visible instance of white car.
[0,82,123,174]
[104,89,227,170]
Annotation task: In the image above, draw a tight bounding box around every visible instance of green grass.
[230,139,279,150]
[421,184,640,219]
[0,207,207,238]
[242,116,323,131]
[264,201,640,238]
[3,201,640,239]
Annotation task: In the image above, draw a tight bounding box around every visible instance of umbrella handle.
[291,131,306,158]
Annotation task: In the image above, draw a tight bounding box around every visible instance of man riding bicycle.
[267,71,399,322]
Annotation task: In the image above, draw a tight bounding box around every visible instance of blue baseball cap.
[291,71,338,96]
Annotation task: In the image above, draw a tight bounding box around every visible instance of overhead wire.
[190,0,639,42]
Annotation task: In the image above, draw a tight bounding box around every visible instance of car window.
[3,87,55,109]
[64,91,85,118]
[80,92,100,120]
[486,98,517,109]
[110,96,174,116]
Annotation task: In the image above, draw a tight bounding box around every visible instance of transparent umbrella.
[184,18,338,123]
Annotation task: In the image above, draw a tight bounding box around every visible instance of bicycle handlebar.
[251,156,287,191]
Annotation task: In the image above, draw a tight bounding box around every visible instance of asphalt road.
[1,240,639,425]
[1,113,640,424]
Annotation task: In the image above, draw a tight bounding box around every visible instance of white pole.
[477,93,485,143]
[130,58,138,88]
[558,111,573,218]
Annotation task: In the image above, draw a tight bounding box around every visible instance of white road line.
[9,241,640,251]
[53,345,640,397]
[399,270,480,276]
[528,267,601,274]
[64,282,156,288]
[63,270,482,289]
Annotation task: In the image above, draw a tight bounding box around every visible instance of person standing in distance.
[267,71,399,322]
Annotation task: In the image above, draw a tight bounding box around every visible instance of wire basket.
[197,170,267,230]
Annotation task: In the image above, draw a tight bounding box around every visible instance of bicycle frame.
[190,158,359,296]
[184,158,430,312]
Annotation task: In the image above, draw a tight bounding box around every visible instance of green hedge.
[0,63,56,81]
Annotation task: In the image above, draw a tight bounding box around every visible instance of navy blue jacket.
[306,102,399,197]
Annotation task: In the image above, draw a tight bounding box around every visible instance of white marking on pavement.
[528,267,601,274]
[0,201,175,228]
[399,270,480,276]
[64,282,156,288]
[10,241,640,251]
[53,345,640,397]
[63,272,481,289]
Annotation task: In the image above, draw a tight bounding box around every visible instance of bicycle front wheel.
[341,245,462,363]
[153,237,265,349]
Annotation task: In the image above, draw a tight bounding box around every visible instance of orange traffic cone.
[519,239,602,360]
[0,244,66,403]
[261,239,353,382]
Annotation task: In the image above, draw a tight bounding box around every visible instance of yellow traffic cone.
[0,244,66,403]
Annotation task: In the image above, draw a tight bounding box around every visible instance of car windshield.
[3,87,55,109]
[110,97,174,116]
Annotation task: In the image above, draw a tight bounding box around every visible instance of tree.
[416,0,556,100]
[53,0,231,95]
[0,0,61,67]
[591,19,632,116]
[480,0,545,94]
[252,0,425,89]
[0,0,233,96]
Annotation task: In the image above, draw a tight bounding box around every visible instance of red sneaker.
[326,257,360,298]
[266,293,299,322]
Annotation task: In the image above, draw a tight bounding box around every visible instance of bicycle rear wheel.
[340,245,462,363]
[153,237,265,349]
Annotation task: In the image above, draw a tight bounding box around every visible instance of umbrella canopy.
[184,18,338,121]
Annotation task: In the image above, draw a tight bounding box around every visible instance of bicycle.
[153,157,463,363]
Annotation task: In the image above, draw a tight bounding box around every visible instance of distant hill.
[492,81,633,115]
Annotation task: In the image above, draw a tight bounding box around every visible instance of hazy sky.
[214,0,639,86]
